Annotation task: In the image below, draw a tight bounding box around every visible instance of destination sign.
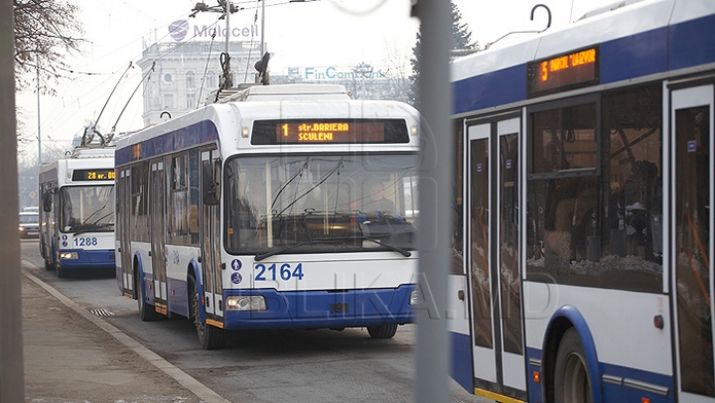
[251,119,409,145]
[72,169,115,181]
[527,47,599,97]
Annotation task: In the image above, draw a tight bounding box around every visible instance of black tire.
[553,328,593,403]
[55,264,67,278]
[137,272,161,321]
[188,275,224,350]
[44,259,54,271]
[367,323,398,339]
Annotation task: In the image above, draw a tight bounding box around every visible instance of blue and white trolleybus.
[449,0,715,402]
[114,84,420,349]
[39,147,116,277]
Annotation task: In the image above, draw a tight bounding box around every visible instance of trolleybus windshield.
[59,185,115,234]
[224,153,418,255]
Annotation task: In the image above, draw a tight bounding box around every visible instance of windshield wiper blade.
[72,225,100,236]
[254,240,321,262]
[361,237,412,257]
[72,222,113,236]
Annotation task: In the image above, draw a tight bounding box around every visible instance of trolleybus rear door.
[200,149,223,322]
[119,169,133,296]
[150,160,169,315]
[467,116,526,399]
[671,84,715,401]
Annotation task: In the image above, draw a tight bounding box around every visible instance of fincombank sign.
[168,19,260,42]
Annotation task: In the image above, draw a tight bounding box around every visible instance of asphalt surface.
[21,239,486,403]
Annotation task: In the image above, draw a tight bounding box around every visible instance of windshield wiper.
[72,222,113,236]
[271,157,310,210]
[254,240,323,262]
[276,157,343,217]
[360,236,412,257]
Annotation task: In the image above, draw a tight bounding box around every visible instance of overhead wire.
[325,0,387,16]
[197,29,218,108]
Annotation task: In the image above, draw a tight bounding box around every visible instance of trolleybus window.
[59,186,114,233]
[451,122,465,275]
[224,154,417,255]
[527,86,663,292]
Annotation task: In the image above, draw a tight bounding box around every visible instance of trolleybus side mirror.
[42,193,52,212]
[203,159,221,206]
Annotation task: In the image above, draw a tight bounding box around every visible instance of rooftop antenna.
[483,4,552,50]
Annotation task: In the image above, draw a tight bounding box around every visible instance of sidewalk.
[22,275,202,403]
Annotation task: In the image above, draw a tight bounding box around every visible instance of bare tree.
[13,0,84,92]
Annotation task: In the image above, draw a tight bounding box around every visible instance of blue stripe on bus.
[453,64,525,115]
[526,347,674,403]
[115,120,219,165]
[526,347,543,403]
[599,25,668,84]
[57,248,115,269]
[450,331,474,393]
[167,278,189,318]
[669,13,715,70]
[453,13,715,114]
[601,362,674,403]
[222,285,415,329]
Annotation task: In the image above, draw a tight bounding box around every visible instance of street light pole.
[415,0,451,402]
[36,56,41,168]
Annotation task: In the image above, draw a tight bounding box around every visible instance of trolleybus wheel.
[367,323,398,339]
[553,328,593,403]
[137,275,161,321]
[44,259,54,271]
[55,264,67,278]
[188,275,224,350]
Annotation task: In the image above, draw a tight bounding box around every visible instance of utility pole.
[36,55,42,167]
[414,1,451,403]
[190,1,237,91]
[0,0,25,400]
[225,0,231,57]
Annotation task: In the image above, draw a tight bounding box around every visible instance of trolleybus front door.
[150,160,168,315]
[467,116,526,400]
[200,149,223,322]
[671,84,715,401]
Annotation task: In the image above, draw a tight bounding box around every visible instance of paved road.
[21,239,486,403]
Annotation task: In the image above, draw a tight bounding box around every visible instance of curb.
[22,260,232,403]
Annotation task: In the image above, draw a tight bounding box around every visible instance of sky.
[15,0,620,161]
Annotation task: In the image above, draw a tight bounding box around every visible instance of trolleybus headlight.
[226,296,267,311]
[59,252,79,260]
[410,290,420,305]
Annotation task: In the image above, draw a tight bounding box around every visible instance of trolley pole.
[0,0,26,399]
[415,1,451,403]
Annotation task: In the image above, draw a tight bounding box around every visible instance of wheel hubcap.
[562,352,591,403]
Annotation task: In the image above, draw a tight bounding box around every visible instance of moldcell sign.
[168,19,259,42]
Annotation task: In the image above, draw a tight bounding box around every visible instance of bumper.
[19,228,39,238]
[222,285,416,330]
[58,249,115,270]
